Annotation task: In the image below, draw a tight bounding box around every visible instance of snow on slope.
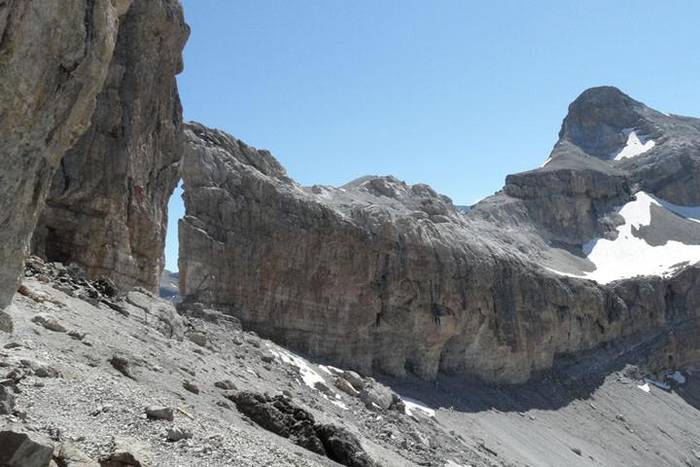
[548,192,700,283]
[267,345,328,390]
[403,397,436,418]
[613,129,656,160]
[582,192,700,283]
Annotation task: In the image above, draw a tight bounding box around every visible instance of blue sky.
[165,0,700,271]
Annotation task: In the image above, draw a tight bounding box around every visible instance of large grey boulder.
[32,0,190,294]
[0,0,127,309]
[359,383,395,411]
[0,426,54,467]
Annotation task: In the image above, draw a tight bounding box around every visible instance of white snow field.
[613,129,656,160]
[582,192,700,283]
[548,192,700,283]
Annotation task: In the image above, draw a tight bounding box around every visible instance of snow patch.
[639,372,686,392]
[402,397,436,418]
[319,364,344,376]
[331,400,349,410]
[543,266,585,279]
[579,192,700,283]
[645,378,671,391]
[444,461,470,467]
[669,371,686,385]
[267,345,327,391]
[613,129,656,160]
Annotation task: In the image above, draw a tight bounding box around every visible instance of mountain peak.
[558,86,656,159]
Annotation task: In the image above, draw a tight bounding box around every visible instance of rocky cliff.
[31,0,190,293]
[179,116,700,384]
[0,0,128,309]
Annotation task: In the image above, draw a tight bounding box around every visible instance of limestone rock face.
[0,0,127,308]
[502,164,631,246]
[179,122,700,384]
[32,0,190,293]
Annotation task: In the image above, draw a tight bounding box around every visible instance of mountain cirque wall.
[31,0,190,293]
[0,0,130,309]
[179,122,700,384]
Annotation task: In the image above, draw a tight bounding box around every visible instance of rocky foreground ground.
[1,258,700,467]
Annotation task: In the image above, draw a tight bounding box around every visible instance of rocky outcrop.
[558,86,700,205]
[0,0,128,309]
[179,122,700,384]
[32,0,190,293]
[558,86,665,159]
[502,163,631,246]
[231,391,376,467]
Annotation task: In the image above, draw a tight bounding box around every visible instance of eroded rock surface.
[0,0,127,308]
[32,0,190,293]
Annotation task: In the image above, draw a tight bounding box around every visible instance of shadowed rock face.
[0,0,127,309]
[31,0,190,293]
[179,122,700,384]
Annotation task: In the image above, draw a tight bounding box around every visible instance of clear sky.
[164,0,700,271]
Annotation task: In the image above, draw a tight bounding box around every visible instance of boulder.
[109,355,135,380]
[359,383,395,411]
[99,437,151,467]
[55,441,100,467]
[343,371,366,390]
[214,380,237,390]
[30,314,67,333]
[187,332,207,347]
[0,310,12,334]
[230,391,376,466]
[182,381,200,394]
[0,426,54,467]
[335,377,360,397]
[0,385,15,415]
[20,359,60,378]
[145,406,174,422]
[316,424,377,467]
[166,426,192,442]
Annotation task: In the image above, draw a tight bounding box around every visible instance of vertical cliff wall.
[32,0,190,292]
[0,0,129,309]
[179,123,700,384]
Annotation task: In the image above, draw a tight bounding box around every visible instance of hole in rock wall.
[161,179,184,302]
